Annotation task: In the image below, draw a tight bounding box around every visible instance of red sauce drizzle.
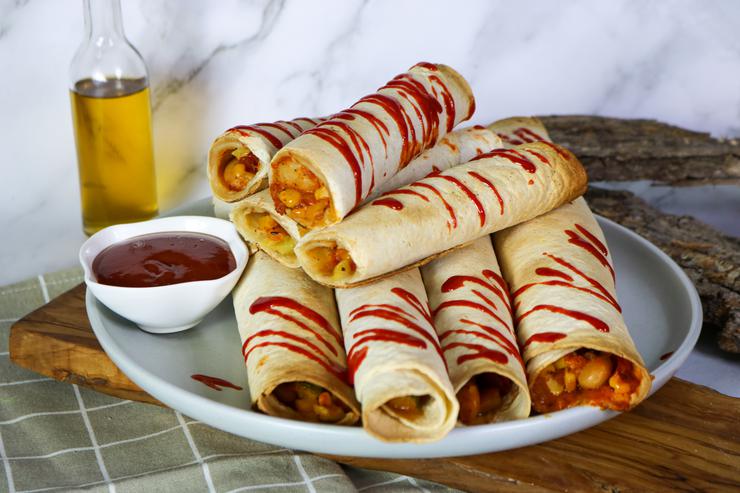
[346,287,443,383]
[429,74,455,132]
[441,342,508,365]
[249,296,342,349]
[535,267,573,281]
[414,61,439,71]
[565,228,615,281]
[411,182,457,228]
[498,134,524,146]
[543,252,621,312]
[538,141,569,159]
[575,224,608,255]
[285,120,306,133]
[259,122,297,139]
[382,188,430,202]
[660,351,674,361]
[231,125,284,149]
[372,198,404,210]
[513,280,618,308]
[468,171,504,215]
[516,304,610,333]
[522,332,567,348]
[244,340,346,382]
[429,173,485,226]
[441,319,522,366]
[191,374,243,391]
[305,126,364,206]
[527,149,550,165]
[472,149,537,173]
[513,127,545,142]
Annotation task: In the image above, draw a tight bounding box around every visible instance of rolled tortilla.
[269,62,475,230]
[494,197,651,413]
[336,268,458,442]
[233,251,360,424]
[231,126,502,268]
[488,116,551,146]
[208,116,323,202]
[295,141,587,288]
[420,236,530,424]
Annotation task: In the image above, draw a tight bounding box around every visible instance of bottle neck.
[83,0,125,41]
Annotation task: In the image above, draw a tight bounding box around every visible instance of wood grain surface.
[9,284,740,493]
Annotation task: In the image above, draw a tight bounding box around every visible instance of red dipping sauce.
[92,232,236,287]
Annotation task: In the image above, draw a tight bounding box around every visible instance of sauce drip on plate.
[93,232,236,287]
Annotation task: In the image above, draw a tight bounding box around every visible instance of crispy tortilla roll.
[208,117,322,202]
[269,62,475,230]
[493,198,651,413]
[232,126,502,268]
[488,116,551,146]
[233,251,360,424]
[420,237,530,425]
[336,269,458,442]
[295,141,587,288]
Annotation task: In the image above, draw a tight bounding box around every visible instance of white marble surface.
[0,1,738,394]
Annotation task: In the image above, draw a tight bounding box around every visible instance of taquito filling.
[531,349,641,413]
[220,146,260,192]
[273,382,351,423]
[456,373,514,425]
[271,160,334,228]
[382,395,431,421]
[305,243,357,281]
[245,212,296,257]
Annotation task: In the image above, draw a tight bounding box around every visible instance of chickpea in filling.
[307,243,356,281]
[271,160,332,228]
[531,349,640,413]
[221,147,260,192]
[273,382,350,423]
[456,373,513,425]
[246,213,296,256]
[384,395,430,420]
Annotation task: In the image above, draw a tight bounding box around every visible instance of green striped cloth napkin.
[0,268,456,493]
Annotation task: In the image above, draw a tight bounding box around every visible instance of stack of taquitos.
[231,125,503,268]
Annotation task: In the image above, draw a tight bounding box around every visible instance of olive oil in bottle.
[70,0,158,235]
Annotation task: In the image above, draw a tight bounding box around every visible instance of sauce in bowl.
[92,232,236,287]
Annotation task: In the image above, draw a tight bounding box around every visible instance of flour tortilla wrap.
[208,117,322,202]
[295,141,587,288]
[420,236,530,424]
[335,268,457,442]
[232,126,502,268]
[270,62,475,230]
[488,116,551,146]
[233,251,360,424]
[493,198,651,412]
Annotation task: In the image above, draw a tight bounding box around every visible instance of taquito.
[335,268,458,442]
[208,116,323,202]
[270,62,475,230]
[233,251,360,424]
[494,197,651,413]
[420,237,530,424]
[231,126,502,268]
[295,141,587,287]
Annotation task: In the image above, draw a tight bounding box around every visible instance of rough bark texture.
[586,187,740,352]
[540,115,740,185]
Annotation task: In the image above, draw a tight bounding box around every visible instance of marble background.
[0,1,738,395]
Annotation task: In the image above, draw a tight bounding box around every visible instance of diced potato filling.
[220,147,259,191]
[531,349,641,413]
[306,244,356,281]
[271,161,332,228]
[457,373,513,425]
[384,395,430,420]
[246,213,296,255]
[273,382,350,423]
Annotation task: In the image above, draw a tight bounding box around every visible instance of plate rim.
[86,200,703,458]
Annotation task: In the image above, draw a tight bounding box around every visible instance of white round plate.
[87,198,702,458]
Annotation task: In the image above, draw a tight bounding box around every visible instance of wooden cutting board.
[9,284,740,492]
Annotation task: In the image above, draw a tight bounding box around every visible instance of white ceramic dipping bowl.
[79,216,248,334]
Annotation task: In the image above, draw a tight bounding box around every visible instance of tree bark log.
[585,187,740,352]
[540,115,740,185]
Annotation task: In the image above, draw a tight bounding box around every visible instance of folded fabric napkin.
[0,268,454,492]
